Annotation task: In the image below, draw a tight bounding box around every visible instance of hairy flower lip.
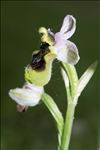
[9,82,44,107]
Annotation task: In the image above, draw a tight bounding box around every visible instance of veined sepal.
[9,82,44,108]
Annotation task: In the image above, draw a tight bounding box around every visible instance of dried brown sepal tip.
[16,104,28,112]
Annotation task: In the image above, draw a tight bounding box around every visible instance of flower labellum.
[9,82,44,112]
[25,42,56,86]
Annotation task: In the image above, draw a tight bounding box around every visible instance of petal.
[48,28,55,37]
[9,82,44,107]
[38,27,55,46]
[56,40,80,65]
[60,15,76,39]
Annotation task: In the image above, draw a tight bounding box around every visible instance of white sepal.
[9,82,44,107]
[55,40,80,65]
[65,40,80,65]
[60,15,76,40]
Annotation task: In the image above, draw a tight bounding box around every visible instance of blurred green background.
[1,1,100,150]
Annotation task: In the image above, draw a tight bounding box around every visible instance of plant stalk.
[61,63,78,150]
[61,102,76,150]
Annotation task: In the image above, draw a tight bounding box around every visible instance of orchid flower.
[9,42,56,111]
[9,82,44,112]
[39,15,80,65]
[9,15,79,112]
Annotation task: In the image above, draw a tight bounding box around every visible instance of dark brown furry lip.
[30,42,50,71]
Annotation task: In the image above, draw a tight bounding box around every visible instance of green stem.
[61,102,76,150]
[61,70,76,150]
[60,61,97,150]
[61,63,78,150]
[62,63,78,98]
